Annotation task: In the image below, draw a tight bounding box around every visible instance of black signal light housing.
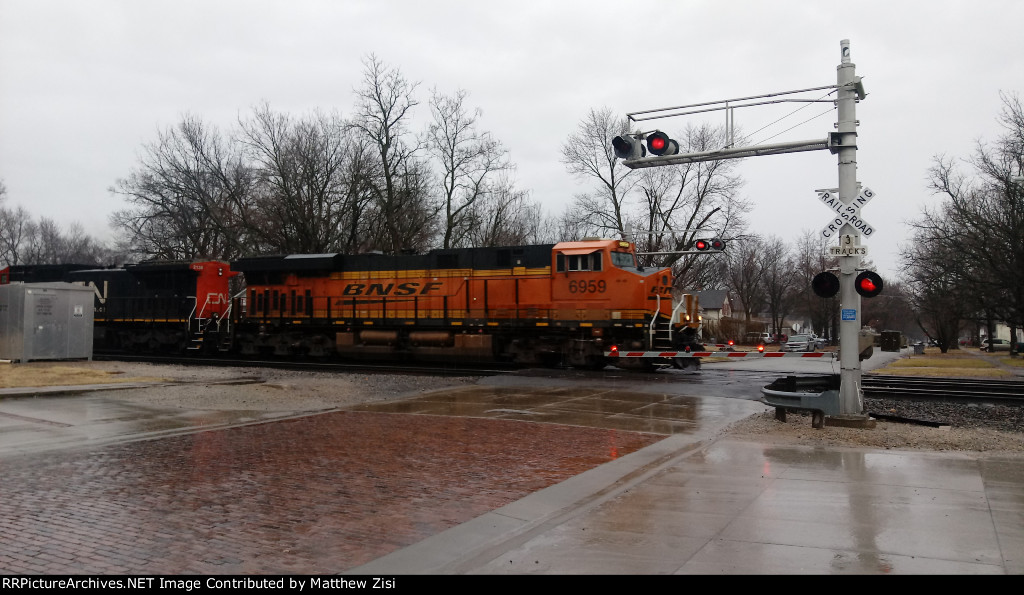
[812,271,840,298]
[612,135,646,160]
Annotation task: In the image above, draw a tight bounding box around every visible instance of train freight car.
[231,239,702,369]
[1,260,238,354]
[0,263,96,284]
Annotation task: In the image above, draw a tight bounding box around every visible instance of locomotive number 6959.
[568,280,606,294]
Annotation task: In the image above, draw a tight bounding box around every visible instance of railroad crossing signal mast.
[833,39,869,419]
[613,40,873,422]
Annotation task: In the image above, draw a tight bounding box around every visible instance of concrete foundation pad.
[826,414,877,429]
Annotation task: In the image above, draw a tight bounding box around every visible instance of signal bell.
[612,135,646,160]
[812,271,840,298]
[855,270,884,298]
[646,131,679,156]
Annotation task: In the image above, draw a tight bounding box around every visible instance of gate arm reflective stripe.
[605,351,835,358]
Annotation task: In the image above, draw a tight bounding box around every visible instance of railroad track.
[92,352,515,378]
[862,374,1024,404]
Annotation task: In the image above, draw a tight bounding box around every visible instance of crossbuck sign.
[819,186,876,240]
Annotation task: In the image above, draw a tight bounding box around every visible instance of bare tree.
[905,91,1024,351]
[240,104,374,254]
[464,175,543,247]
[760,235,799,339]
[0,181,33,265]
[428,88,513,248]
[902,227,974,352]
[16,218,116,265]
[546,203,593,243]
[791,230,839,339]
[1,182,117,266]
[561,107,637,237]
[725,235,768,322]
[350,54,436,254]
[111,114,254,261]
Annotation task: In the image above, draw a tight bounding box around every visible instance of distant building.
[695,290,732,322]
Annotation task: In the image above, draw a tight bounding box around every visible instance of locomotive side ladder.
[187,294,234,353]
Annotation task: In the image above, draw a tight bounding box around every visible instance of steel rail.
[862,374,1024,404]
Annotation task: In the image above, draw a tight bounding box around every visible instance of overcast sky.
[1,0,1022,278]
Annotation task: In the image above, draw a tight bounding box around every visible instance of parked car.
[979,338,1012,352]
[745,332,774,345]
[781,334,817,352]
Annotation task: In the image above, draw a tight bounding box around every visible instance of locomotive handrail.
[648,293,661,350]
[187,296,198,328]
[216,289,247,332]
[668,297,691,345]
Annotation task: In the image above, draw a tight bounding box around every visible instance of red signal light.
[855,271,883,298]
[646,131,679,156]
[694,239,710,251]
[758,344,765,352]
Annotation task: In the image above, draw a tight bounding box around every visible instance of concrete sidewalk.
[352,420,1024,575]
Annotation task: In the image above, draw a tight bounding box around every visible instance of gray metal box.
[0,283,94,362]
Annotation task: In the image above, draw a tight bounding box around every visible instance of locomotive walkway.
[0,353,1022,575]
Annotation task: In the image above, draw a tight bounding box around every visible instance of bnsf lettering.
[649,285,672,295]
[342,282,442,296]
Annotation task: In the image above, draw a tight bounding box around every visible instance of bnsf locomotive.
[0,239,703,369]
[231,239,702,369]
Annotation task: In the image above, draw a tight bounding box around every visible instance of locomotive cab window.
[556,251,602,272]
[611,251,637,269]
